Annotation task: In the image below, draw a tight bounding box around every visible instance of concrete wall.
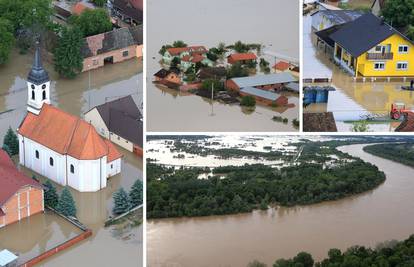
[0,186,44,228]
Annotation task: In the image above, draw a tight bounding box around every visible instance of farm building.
[227,53,257,65]
[81,26,143,72]
[226,72,297,91]
[162,46,208,64]
[84,96,143,156]
[153,69,181,85]
[240,87,288,106]
[0,149,44,228]
[112,0,143,25]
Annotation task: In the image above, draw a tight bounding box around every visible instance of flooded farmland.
[147,0,299,132]
[303,14,414,132]
[147,143,414,267]
[0,50,143,266]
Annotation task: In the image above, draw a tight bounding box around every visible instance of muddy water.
[0,50,143,266]
[147,0,299,132]
[303,15,414,132]
[147,144,414,267]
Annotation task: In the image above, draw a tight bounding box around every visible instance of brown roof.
[0,150,42,208]
[395,112,414,132]
[227,53,257,62]
[303,112,337,132]
[166,46,208,56]
[19,104,122,160]
[191,54,205,63]
[273,61,290,71]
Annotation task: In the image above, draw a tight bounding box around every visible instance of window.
[398,45,409,53]
[31,84,35,89]
[70,164,75,173]
[397,62,408,70]
[49,157,54,166]
[42,90,46,100]
[374,62,385,70]
[122,51,129,57]
[375,45,383,52]
[35,150,39,159]
[42,84,46,89]
[93,59,99,66]
[31,90,35,100]
[111,164,113,169]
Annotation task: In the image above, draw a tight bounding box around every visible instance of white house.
[17,46,122,192]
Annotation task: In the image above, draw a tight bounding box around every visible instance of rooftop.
[0,150,42,208]
[227,53,257,61]
[240,87,282,101]
[166,46,208,56]
[273,61,290,71]
[0,250,18,266]
[312,10,363,25]
[395,113,414,132]
[19,104,122,161]
[230,72,297,88]
[113,0,143,22]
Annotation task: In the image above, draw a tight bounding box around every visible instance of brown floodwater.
[147,0,299,132]
[303,15,414,132]
[0,50,143,266]
[147,144,414,267]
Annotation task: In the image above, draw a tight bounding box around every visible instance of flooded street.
[0,50,143,266]
[303,15,414,132]
[147,143,414,267]
[147,0,299,132]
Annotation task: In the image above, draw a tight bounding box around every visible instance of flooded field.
[303,15,414,132]
[147,0,299,132]
[0,50,143,266]
[148,143,414,266]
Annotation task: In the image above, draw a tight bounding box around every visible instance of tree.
[248,260,267,267]
[57,187,77,217]
[70,9,112,37]
[2,144,11,156]
[351,120,369,132]
[293,252,314,267]
[53,27,83,78]
[246,60,257,69]
[0,19,14,65]
[113,188,130,215]
[381,0,414,29]
[129,179,143,207]
[172,40,187,48]
[201,79,223,93]
[159,44,172,55]
[227,62,249,78]
[241,96,256,107]
[92,0,106,7]
[233,40,249,53]
[206,51,218,62]
[44,180,59,209]
[3,127,19,156]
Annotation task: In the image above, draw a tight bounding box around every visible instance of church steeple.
[27,42,51,115]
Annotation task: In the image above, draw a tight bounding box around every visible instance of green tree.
[2,144,11,156]
[159,44,172,55]
[241,96,256,107]
[248,260,267,267]
[233,40,249,53]
[57,187,77,217]
[129,179,143,207]
[246,60,257,69]
[172,40,187,48]
[3,127,19,155]
[293,252,314,267]
[70,9,112,37]
[227,62,249,78]
[92,0,106,7]
[113,188,130,215]
[44,180,59,209]
[351,120,369,132]
[381,0,414,29]
[0,19,14,64]
[201,79,223,93]
[53,27,83,78]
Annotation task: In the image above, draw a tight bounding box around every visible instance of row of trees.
[112,179,143,215]
[363,143,414,167]
[147,158,386,218]
[249,234,414,266]
[382,0,414,39]
[44,180,77,217]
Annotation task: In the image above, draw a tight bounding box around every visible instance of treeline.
[255,234,414,267]
[363,143,414,167]
[147,161,385,219]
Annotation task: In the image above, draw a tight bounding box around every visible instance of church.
[17,46,122,192]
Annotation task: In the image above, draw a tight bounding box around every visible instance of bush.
[129,180,143,208]
[241,96,256,107]
[44,180,59,209]
[57,187,76,217]
[3,127,19,156]
[113,188,130,215]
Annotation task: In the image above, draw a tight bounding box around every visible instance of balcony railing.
[366,53,393,60]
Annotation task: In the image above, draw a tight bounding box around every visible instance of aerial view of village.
[303,0,414,132]
[147,134,414,266]
[147,0,300,132]
[0,0,143,266]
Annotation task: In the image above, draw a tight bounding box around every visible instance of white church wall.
[107,158,121,177]
[67,156,107,192]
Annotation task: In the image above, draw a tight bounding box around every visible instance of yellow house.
[329,13,414,77]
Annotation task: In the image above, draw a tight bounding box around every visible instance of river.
[147,143,414,267]
[146,0,299,132]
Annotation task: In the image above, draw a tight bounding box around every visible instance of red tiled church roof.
[0,150,42,207]
[18,104,122,161]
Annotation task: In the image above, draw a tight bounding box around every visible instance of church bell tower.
[27,43,50,115]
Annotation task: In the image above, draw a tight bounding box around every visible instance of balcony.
[366,53,393,60]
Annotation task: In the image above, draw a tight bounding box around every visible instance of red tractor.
[390,103,413,120]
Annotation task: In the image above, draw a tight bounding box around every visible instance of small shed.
[0,250,17,267]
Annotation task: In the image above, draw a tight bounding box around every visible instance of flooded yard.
[303,15,414,132]
[147,0,299,132]
[0,50,143,266]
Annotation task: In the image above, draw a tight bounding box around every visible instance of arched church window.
[42,84,46,89]
[31,90,35,100]
[31,84,35,89]
[35,150,39,159]
[70,164,75,174]
[49,157,54,166]
[42,90,46,100]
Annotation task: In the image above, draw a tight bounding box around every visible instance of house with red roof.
[227,53,257,65]
[0,149,44,228]
[17,46,122,192]
[162,46,212,70]
[273,61,291,72]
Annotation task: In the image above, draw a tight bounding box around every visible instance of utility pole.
[88,65,91,110]
[210,79,215,116]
